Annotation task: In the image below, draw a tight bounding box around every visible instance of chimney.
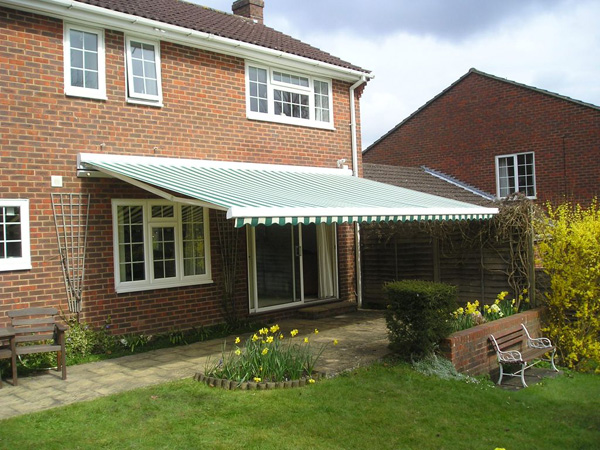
[232,0,264,24]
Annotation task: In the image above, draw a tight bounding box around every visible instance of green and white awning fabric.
[78,153,498,228]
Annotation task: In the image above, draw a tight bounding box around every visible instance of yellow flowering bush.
[450,291,527,332]
[205,326,337,383]
[537,201,600,372]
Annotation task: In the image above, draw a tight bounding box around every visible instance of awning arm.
[78,162,228,211]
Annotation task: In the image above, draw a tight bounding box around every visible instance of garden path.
[0,309,389,420]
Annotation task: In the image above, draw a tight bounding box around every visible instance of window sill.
[115,277,213,294]
[65,90,107,101]
[247,113,335,131]
[126,97,164,108]
[0,262,32,272]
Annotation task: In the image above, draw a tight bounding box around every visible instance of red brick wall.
[0,7,362,333]
[440,308,545,377]
[363,72,600,206]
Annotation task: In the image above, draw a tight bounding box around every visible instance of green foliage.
[205,325,334,383]
[537,201,600,372]
[64,316,116,364]
[384,280,457,358]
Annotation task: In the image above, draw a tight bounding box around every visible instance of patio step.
[297,301,358,320]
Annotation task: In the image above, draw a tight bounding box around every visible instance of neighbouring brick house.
[0,0,495,335]
[363,68,600,206]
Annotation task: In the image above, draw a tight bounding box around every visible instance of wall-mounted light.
[336,158,347,168]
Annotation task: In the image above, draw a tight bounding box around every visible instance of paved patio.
[0,309,389,420]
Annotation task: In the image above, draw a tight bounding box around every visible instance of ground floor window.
[246,223,338,312]
[112,199,211,293]
[0,199,31,271]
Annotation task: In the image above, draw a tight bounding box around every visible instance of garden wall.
[440,308,545,377]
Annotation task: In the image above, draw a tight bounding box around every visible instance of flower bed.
[440,307,545,377]
[193,372,320,390]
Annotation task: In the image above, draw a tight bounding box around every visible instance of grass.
[0,361,598,449]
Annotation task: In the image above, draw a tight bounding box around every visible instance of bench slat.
[11,325,56,334]
[11,317,58,327]
[15,334,55,344]
[7,307,59,318]
[16,344,62,355]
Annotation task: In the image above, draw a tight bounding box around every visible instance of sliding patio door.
[247,223,338,312]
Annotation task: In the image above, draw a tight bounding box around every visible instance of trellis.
[51,193,90,313]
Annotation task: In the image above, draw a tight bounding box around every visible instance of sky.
[194,0,600,149]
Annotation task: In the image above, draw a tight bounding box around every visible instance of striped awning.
[78,153,498,227]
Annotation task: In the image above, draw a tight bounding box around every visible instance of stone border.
[193,372,319,390]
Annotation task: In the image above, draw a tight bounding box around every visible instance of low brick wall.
[440,308,545,377]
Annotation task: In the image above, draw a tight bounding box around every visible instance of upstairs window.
[112,200,211,293]
[125,36,163,106]
[0,199,31,272]
[496,152,536,198]
[246,63,333,129]
[64,23,106,100]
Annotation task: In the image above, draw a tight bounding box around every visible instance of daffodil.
[291,329,299,337]
[253,377,261,383]
[235,348,241,356]
[262,348,269,355]
[333,339,338,346]
[235,337,240,344]
[279,333,284,340]
[259,327,268,335]
[266,336,274,343]
[270,324,280,333]
[252,334,259,342]
[308,378,316,384]
[314,328,319,334]
[304,337,309,343]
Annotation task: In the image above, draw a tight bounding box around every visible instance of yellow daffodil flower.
[333,339,338,345]
[253,377,261,383]
[266,336,274,343]
[314,328,319,334]
[235,348,241,356]
[304,337,309,343]
[279,333,284,340]
[291,329,299,337]
[235,337,240,344]
[252,334,259,342]
[259,327,268,335]
[262,348,269,355]
[270,324,280,333]
[308,378,316,384]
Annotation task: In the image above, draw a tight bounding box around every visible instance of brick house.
[0,0,495,335]
[363,68,600,206]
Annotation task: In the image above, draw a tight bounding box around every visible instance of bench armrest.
[55,323,69,333]
[0,326,17,338]
[527,336,553,349]
[497,349,523,363]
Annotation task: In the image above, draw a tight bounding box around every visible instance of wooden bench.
[489,323,558,388]
[0,307,68,386]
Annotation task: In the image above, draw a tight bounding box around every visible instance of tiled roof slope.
[76,0,367,73]
[363,163,495,207]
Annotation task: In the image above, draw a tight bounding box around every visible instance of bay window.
[112,200,211,293]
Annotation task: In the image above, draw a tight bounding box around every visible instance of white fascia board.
[1,0,372,83]
[226,206,500,220]
[77,153,353,176]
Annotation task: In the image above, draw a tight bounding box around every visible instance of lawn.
[0,362,598,450]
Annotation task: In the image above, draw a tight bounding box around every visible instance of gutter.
[0,0,374,83]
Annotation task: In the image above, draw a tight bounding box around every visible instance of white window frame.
[124,35,163,106]
[245,62,335,130]
[0,199,31,272]
[63,23,106,100]
[495,152,537,199]
[112,199,211,293]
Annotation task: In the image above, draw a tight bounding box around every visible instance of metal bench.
[489,323,558,387]
[1,307,68,386]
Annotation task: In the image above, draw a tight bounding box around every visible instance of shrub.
[384,280,457,359]
[537,201,600,372]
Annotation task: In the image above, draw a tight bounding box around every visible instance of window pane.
[133,77,145,94]
[117,206,145,282]
[71,49,83,69]
[83,32,97,51]
[71,69,84,87]
[5,224,21,240]
[132,59,144,77]
[182,206,205,276]
[6,242,22,258]
[145,79,158,96]
[84,52,98,70]
[70,30,84,49]
[248,66,268,113]
[85,70,98,89]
